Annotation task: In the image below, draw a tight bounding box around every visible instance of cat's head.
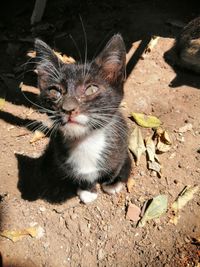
[35,34,126,139]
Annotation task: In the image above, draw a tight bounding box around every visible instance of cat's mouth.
[61,113,89,127]
[59,114,90,138]
[67,116,79,124]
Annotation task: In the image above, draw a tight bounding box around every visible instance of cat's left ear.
[35,39,63,83]
[95,34,126,84]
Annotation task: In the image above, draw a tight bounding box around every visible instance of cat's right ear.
[94,34,126,84]
[35,39,63,87]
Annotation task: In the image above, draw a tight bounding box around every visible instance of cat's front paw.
[77,189,98,204]
[101,181,124,195]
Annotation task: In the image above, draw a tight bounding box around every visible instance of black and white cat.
[35,34,131,204]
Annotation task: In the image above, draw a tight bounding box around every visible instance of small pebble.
[98,248,106,261]
[184,236,191,243]
[139,170,145,176]
[43,242,50,249]
[70,213,78,220]
[178,163,182,168]
[39,206,46,212]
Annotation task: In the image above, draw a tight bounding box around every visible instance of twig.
[126,41,142,65]
[31,0,48,25]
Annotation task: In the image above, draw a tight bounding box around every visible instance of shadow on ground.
[164,45,200,89]
[16,153,77,203]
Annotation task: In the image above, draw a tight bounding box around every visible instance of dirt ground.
[0,0,200,266]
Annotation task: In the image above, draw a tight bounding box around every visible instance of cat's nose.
[62,96,79,112]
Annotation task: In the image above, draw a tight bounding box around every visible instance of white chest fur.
[67,129,106,182]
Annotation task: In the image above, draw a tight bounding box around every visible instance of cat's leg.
[101,181,124,194]
[77,182,98,204]
[101,153,132,195]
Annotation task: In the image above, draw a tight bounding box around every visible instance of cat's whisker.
[83,32,114,81]
[34,55,62,81]
[44,120,58,137]
[50,121,61,138]
[39,59,61,81]
[69,34,83,66]
[82,57,97,83]
[19,61,37,74]
[30,124,48,134]
[90,116,128,139]
[25,120,42,129]
[91,112,126,121]
[16,69,37,79]
[20,56,61,83]
[79,16,88,79]
[17,57,37,79]
[37,108,58,115]
[21,91,57,114]
[89,106,121,112]
[48,115,60,120]
[88,110,120,117]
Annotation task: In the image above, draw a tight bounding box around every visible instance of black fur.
[175,16,200,73]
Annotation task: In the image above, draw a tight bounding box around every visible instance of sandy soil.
[0,1,199,266]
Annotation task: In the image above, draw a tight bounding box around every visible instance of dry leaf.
[0,98,5,110]
[30,130,45,143]
[129,126,146,165]
[27,49,75,64]
[138,195,168,227]
[163,131,172,145]
[150,170,157,177]
[148,161,162,177]
[145,36,160,53]
[127,177,135,193]
[53,51,75,64]
[155,128,172,153]
[156,128,172,145]
[27,50,36,58]
[170,185,199,225]
[141,36,160,59]
[178,123,193,133]
[145,136,156,162]
[126,203,141,221]
[145,135,162,176]
[0,226,44,242]
[131,113,161,128]
[170,214,179,225]
[171,185,199,213]
[156,139,172,153]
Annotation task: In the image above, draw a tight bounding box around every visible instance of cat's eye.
[48,87,61,99]
[85,85,99,96]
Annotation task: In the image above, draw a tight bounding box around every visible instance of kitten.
[175,16,200,73]
[35,34,131,204]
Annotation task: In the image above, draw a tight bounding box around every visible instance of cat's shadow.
[164,46,200,89]
[16,153,77,203]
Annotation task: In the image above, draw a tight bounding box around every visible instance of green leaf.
[138,195,168,227]
[131,112,161,128]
